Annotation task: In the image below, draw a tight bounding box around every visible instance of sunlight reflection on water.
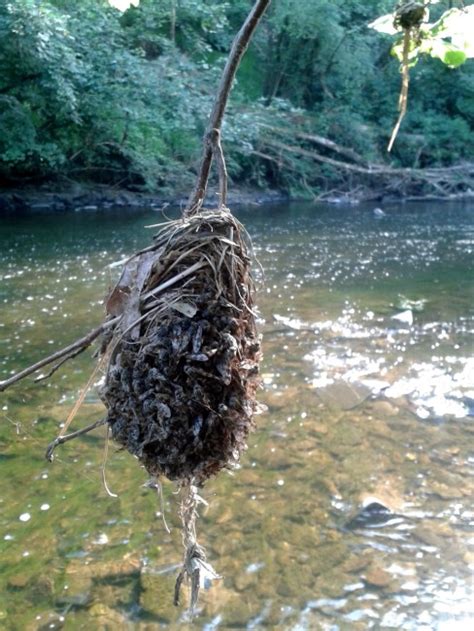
[0,201,473,629]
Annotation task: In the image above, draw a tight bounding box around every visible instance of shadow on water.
[0,200,473,629]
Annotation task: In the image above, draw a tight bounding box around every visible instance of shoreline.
[1,183,473,215]
[0,184,289,215]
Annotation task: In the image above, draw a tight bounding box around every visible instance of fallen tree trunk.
[255,133,474,200]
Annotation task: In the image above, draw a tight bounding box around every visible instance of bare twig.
[34,346,87,383]
[388,29,411,152]
[260,124,368,165]
[263,139,375,174]
[0,318,119,393]
[185,0,272,216]
[255,137,474,199]
[45,418,107,461]
[1,258,204,394]
[212,128,229,210]
[47,354,108,460]
[141,260,206,301]
[101,425,118,498]
[260,138,474,180]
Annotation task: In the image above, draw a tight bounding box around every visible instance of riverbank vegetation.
[1,0,473,200]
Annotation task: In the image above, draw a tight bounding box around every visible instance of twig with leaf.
[369,1,474,152]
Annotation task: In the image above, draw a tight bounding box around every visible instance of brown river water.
[0,201,473,630]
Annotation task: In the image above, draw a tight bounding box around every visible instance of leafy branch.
[370,1,474,151]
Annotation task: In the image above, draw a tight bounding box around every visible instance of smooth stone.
[56,583,93,608]
[341,553,373,574]
[88,603,127,625]
[413,525,449,548]
[199,582,240,618]
[216,506,234,524]
[345,499,394,529]
[371,401,399,416]
[234,570,257,592]
[236,470,263,487]
[26,612,65,631]
[429,481,464,500]
[359,488,405,513]
[363,565,393,588]
[8,573,30,589]
[263,386,300,409]
[30,575,54,600]
[66,556,141,580]
[314,380,372,411]
[311,543,347,575]
[329,422,364,448]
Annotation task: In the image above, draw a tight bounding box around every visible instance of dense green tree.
[0,0,472,196]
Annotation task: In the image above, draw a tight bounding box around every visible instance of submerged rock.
[314,379,372,411]
[345,499,395,530]
[363,564,394,589]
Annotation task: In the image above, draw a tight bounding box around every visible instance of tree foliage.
[0,0,472,195]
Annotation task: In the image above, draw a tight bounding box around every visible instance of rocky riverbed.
[0,200,472,629]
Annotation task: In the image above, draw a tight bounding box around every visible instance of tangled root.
[100,209,262,486]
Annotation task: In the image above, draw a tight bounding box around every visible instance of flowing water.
[0,201,473,630]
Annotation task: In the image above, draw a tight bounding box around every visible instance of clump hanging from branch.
[101,210,261,486]
[98,207,262,608]
[1,0,272,613]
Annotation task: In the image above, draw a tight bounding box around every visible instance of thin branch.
[34,346,87,383]
[45,418,107,462]
[0,318,119,393]
[185,0,272,216]
[101,425,118,498]
[263,138,374,174]
[142,260,206,301]
[261,137,474,181]
[52,355,108,448]
[1,258,209,395]
[212,128,229,209]
[255,139,474,198]
[388,29,411,152]
[260,124,368,165]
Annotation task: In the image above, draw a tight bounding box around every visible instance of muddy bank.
[0,183,288,214]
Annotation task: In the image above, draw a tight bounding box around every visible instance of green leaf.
[423,6,474,61]
[443,49,467,68]
[428,39,468,68]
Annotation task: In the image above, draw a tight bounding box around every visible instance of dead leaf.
[171,301,198,318]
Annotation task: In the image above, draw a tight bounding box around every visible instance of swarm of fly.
[100,210,262,486]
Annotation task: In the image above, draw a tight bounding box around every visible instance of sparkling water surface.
[0,201,473,629]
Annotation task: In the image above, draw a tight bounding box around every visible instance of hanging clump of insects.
[0,0,272,611]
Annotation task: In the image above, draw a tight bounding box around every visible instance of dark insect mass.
[100,210,262,486]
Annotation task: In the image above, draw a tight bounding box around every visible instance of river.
[0,200,473,630]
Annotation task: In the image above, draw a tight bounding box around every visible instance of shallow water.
[0,201,473,630]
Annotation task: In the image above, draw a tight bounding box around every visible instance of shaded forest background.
[1,0,473,199]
